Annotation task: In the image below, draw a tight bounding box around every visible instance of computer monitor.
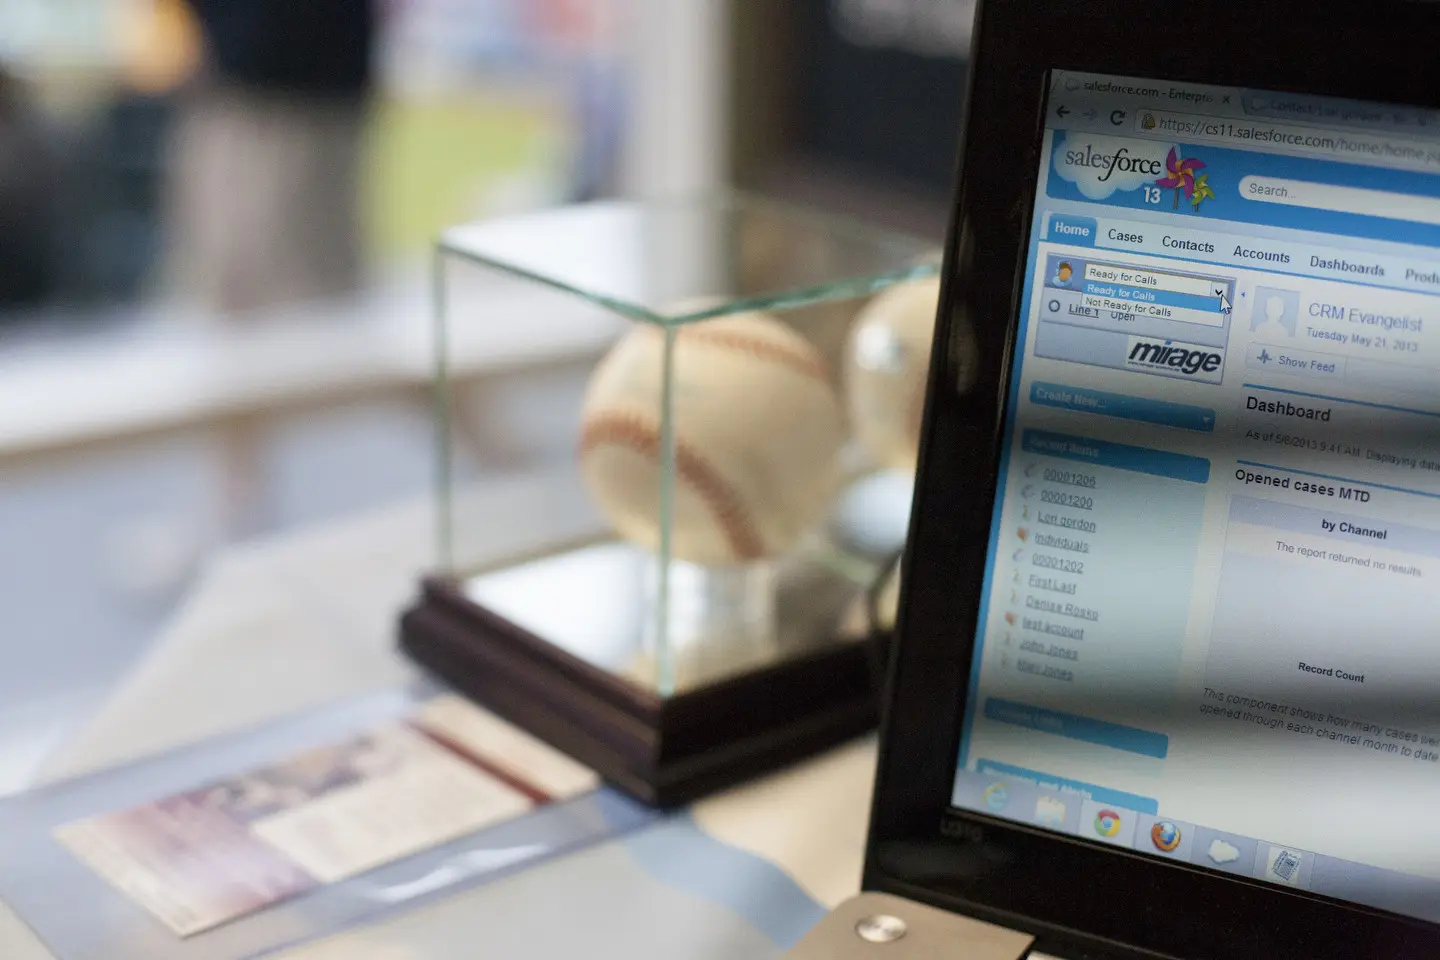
[947,69,1440,923]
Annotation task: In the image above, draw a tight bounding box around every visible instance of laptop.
[788,0,1440,956]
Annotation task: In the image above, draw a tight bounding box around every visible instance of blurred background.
[0,0,971,791]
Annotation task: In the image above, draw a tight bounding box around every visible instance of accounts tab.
[1048,214,1097,245]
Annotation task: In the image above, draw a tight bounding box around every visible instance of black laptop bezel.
[863,0,1440,957]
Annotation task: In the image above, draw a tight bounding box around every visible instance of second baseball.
[844,276,941,472]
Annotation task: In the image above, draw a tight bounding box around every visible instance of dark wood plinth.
[399,576,885,807]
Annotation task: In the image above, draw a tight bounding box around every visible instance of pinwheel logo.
[1156,148,1214,212]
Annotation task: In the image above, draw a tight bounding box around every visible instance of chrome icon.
[1094,809,1122,838]
[1151,820,1183,853]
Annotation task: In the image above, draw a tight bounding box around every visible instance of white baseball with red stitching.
[580,311,846,568]
[844,276,942,473]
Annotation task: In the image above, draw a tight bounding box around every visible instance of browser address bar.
[1133,110,1440,173]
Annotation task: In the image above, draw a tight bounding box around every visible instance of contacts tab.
[1048,214,1097,245]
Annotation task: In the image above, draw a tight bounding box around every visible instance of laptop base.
[784,893,1036,959]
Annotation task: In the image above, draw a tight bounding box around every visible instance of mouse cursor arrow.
[1218,292,1233,314]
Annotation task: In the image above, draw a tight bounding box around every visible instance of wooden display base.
[399,576,887,807]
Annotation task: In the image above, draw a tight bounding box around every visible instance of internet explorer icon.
[981,782,1011,812]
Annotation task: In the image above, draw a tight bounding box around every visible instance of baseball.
[579,310,846,568]
[844,276,941,472]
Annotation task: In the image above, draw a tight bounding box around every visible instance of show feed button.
[1245,343,1344,380]
[1047,214,1097,246]
[1030,382,1216,432]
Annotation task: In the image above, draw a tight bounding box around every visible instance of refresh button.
[1110,109,1126,125]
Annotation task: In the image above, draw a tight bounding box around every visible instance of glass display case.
[401,193,941,805]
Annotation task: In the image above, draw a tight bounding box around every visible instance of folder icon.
[1035,795,1067,828]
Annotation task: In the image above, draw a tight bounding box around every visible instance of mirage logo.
[1124,336,1225,384]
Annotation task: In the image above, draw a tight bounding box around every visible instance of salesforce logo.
[1053,133,1176,200]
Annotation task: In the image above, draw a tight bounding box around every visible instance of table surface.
[0,471,875,959]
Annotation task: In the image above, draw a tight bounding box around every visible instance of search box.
[1239,176,1440,227]
[1083,263,1220,297]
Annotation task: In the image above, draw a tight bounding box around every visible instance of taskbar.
[950,764,1438,924]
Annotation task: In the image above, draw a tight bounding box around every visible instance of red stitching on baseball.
[636,323,833,384]
[579,411,767,561]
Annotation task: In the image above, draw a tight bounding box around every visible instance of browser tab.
[1241,92,1440,135]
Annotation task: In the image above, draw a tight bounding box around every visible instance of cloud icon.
[1052,132,1177,200]
[1207,839,1240,865]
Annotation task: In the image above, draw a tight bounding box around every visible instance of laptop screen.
[951,70,1440,923]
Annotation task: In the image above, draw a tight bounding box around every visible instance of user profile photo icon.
[1052,260,1074,287]
[1250,286,1300,338]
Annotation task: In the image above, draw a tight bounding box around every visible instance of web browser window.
[951,70,1440,923]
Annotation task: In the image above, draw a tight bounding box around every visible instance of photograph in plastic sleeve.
[53,695,599,937]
